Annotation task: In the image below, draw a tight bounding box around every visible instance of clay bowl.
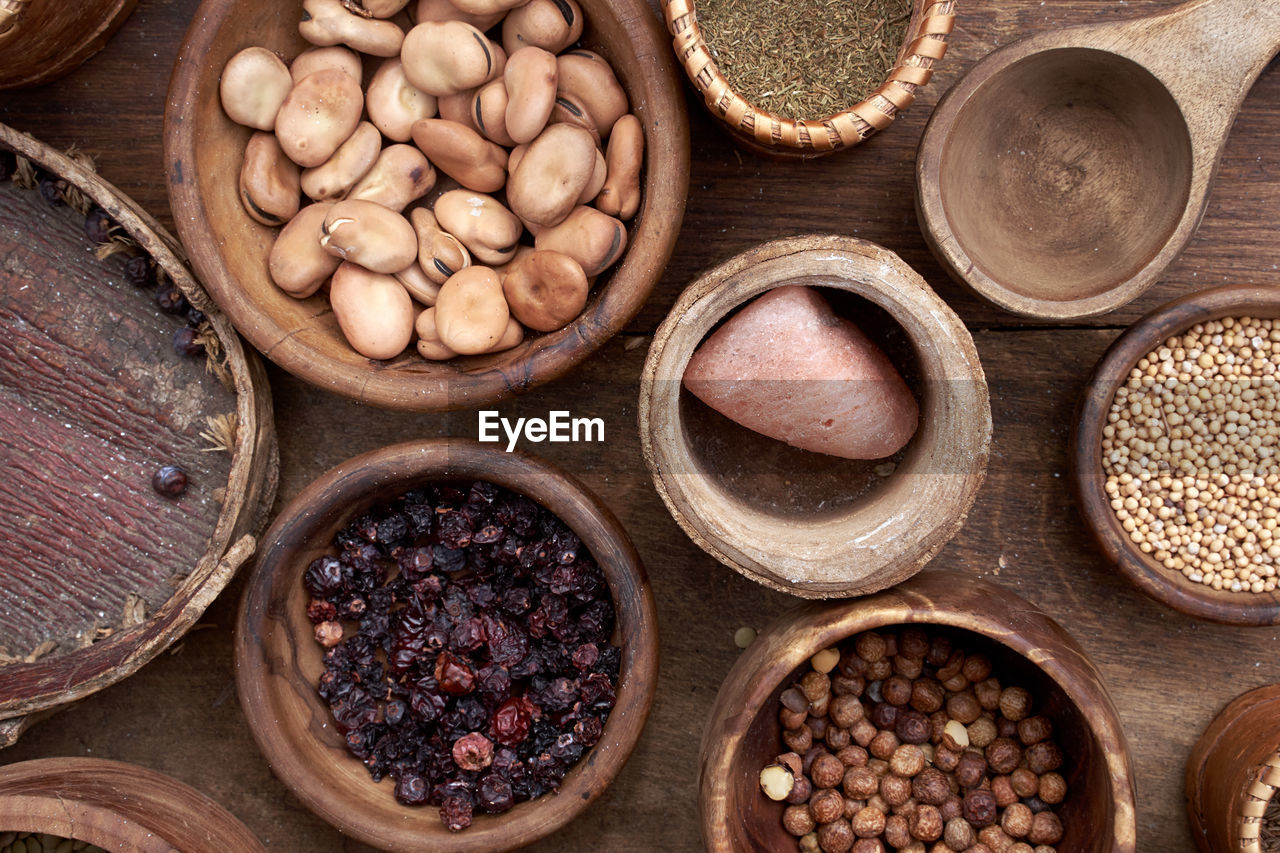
[236,439,658,852]
[165,0,689,412]
[0,0,137,89]
[0,757,264,851]
[1187,684,1280,853]
[1072,283,1280,624]
[639,235,991,598]
[699,571,1137,852]
[0,123,277,746]
[916,0,1280,320]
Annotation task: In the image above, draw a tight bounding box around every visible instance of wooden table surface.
[3,0,1279,850]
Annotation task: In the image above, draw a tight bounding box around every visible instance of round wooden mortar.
[0,0,138,90]
[639,235,991,598]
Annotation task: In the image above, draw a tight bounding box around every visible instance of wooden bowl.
[0,757,265,851]
[0,123,277,746]
[1187,683,1280,853]
[699,571,1137,852]
[639,235,991,598]
[0,0,138,90]
[662,0,955,158]
[164,0,690,412]
[1071,284,1280,625]
[236,439,659,852]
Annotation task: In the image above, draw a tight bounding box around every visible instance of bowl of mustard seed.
[662,0,955,157]
[1072,284,1280,625]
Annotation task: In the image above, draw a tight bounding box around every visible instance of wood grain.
[0,0,138,90]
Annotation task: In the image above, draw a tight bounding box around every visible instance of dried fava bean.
[504,46,558,144]
[411,207,472,284]
[534,205,626,276]
[276,68,364,168]
[270,202,341,297]
[410,118,508,192]
[329,261,415,359]
[367,58,439,141]
[506,123,597,228]
[239,131,301,226]
[438,90,480,130]
[577,147,608,205]
[221,47,293,130]
[595,112,643,219]
[414,306,458,360]
[447,0,528,15]
[472,79,517,147]
[291,45,363,83]
[556,50,628,138]
[394,259,442,305]
[548,90,601,143]
[300,120,383,201]
[489,315,524,353]
[434,266,510,354]
[347,144,437,211]
[433,189,522,265]
[321,199,418,272]
[501,249,588,332]
[413,0,505,29]
[349,0,410,16]
[401,21,499,96]
[299,0,406,57]
[502,0,583,54]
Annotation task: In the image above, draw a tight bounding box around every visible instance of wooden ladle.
[916,0,1280,320]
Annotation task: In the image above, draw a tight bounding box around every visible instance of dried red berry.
[452,732,494,771]
[152,465,187,498]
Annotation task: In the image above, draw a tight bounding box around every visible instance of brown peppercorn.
[870,701,900,730]
[819,819,856,853]
[985,738,1022,775]
[990,775,1018,808]
[966,845,995,853]
[844,796,860,820]
[974,679,1002,711]
[913,768,951,806]
[851,718,878,748]
[947,692,983,725]
[1027,812,1064,846]
[997,687,1031,722]
[833,674,866,696]
[809,788,845,824]
[930,711,950,744]
[910,804,944,842]
[786,774,813,805]
[1016,716,1052,746]
[961,654,993,683]
[812,753,846,789]
[896,710,933,745]
[803,745,827,775]
[885,814,913,849]
[962,789,998,827]
[933,745,962,772]
[838,745,870,768]
[831,694,866,728]
[894,654,924,680]
[844,766,880,800]
[881,773,914,807]
[955,751,988,788]
[996,717,1019,739]
[911,679,946,714]
[810,716,830,740]
[827,725,852,750]
[811,693,832,718]
[1006,845,1034,853]
[967,717,997,749]
[1037,772,1067,805]
[940,795,964,822]
[1001,803,1033,838]
[856,632,888,662]
[944,817,976,851]
[781,707,809,730]
[802,670,832,702]
[850,839,884,853]
[784,804,817,836]
[889,744,927,777]
[799,832,822,853]
[1009,768,1039,799]
[900,627,931,659]
[782,686,811,714]
[784,724,814,753]
[840,648,868,677]
[884,675,913,706]
[866,658,893,681]
[870,729,901,760]
[927,635,954,667]
[1024,741,1063,775]
[977,825,1013,852]
[852,806,887,838]
[941,672,971,693]
[894,796,919,817]
[777,752,803,776]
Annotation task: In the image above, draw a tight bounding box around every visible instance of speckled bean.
[433,189,522,264]
[239,131,301,226]
[347,144,437,211]
[366,58,438,141]
[321,199,418,272]
[270,202,340,297]
[300,120,381,201]
[275,68,364,168]
[299,0,405,57]
[410,118,508,192]
[220,46,292,130]
[330,261,415,359]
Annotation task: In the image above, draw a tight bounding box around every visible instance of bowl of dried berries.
[700,571,1136,853]
[1073,284,1280,625]
[236,438,657,852]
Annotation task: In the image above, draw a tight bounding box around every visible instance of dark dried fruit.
[155,280,190,315]
[173,326,205,357]
[963,788,998,827]
[83,206,115,243]
[124,255,154,288]
[152,464,188,498]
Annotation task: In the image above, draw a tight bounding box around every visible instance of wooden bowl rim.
[1071,283,1280,625]
[639,234,991,598]
[697,570,1137,853]
[0,0,140,90]
[235,438,659,852]
[0,757,265,851]
[0,122,278,722]
[163,0,690,412]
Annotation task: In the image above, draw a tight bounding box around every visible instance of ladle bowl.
[917,0,1280,320]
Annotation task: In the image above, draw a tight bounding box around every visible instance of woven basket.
[663,0,955,157]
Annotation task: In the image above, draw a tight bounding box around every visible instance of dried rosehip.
[452,732,494,771]
[435,651,476,695]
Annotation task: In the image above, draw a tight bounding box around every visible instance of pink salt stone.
[682,285,919,460]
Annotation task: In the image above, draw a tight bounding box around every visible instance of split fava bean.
[434,265,510,354]
[275,68,364,168]
[595,112,643,219]
[240,131,301,226]
[472,79,516,147]
[221,47,293,130]
[290,44,362,84]
[321,198,418,272]
[330,261,415,359]
[502,0,583,55]
[534,205,626,276]
[506,122,596,227]
[270,202,341,297]
[300,120,382,201]
[415,307,458,359]
[504,47,558,144]
[501,249,588,331]
[413,0,505,31]
[433,189,522,264]
[348,143,437,211]
[367,58,439,142]
[299,0,405,57]
[394,257,442,304]
[411,206,472,283]
[410,118,508,192]
[556,50,628,138]
[401,21,499,96]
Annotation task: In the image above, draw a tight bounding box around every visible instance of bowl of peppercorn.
[236,438,658,852]
[700,571,1136,853]
[1072,283,1280,625]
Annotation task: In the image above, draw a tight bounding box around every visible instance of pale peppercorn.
[810,788,845,824]
[977,825,1014,852]
[910,804,944,842]
[802,671,832,703]
[1001,803,1033,838]
[844,766,880,800]
[1027,811,1063,846]
[853,806,887,838]
[870,730,901,760]
[967,717,998,749]
[944,816,976,851]
[1037,772,1067,805]
[799,831,822,853]
[1009,767,1039,799]
[889,744,926,777]
[811,753,846,789]
[985,739,1022,775]
[852,718,878,748]
[784,804,817,836]
[850,838,885,853]
[881,773,913,807]
[819,819,857,853]
[997,687,1031,722]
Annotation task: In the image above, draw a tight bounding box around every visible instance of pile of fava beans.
[221,0,644,362]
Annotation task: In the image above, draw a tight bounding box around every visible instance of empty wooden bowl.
[1072,284,1280,624]
[0,757,265,851]
[0,0,137,89]
[699,571,1137,852]
[639,235,991,598]
[236,439,658,852]
[165,0,689,412]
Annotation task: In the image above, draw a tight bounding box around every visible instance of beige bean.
[507,142,528,176]
[413,0,503,30]
[300,120,381,201]
[300,0,406,56]
[270,202,340,297]
[290,45,362,84]
[594,112,643,219]
[395,258,442,304]
[434,266,510,354]
[494,244,535,277]
[471,79,515,147]
[220,47,292,130]
[433,189,523,264]
[578,146,607,204]
[240,131,301,226]
[501,249,588,331]
[502,0,582,55]
[410,118,508,192]
[534,205,626,275]
[411,206,472,283]
[348,144,437,211]
[438,90,479,132]
[504,47,557,144]
[348,0,409,16]
[446,0,528,16]
[488,316,524,352]
[275,68,364,168]
[548,90,600,144]
[330,262,415,359]
[367,57,438,141]
[415,307,458,359]
[321,199,418,272]
[506,123,596,227]
[401,21,498,96]
[557,50,628,138]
